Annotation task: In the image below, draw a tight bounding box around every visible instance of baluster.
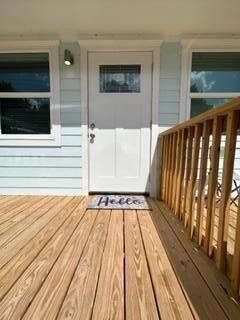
[231,195,240,293]
[183,127,194,227]
[170,132,177,210]
[172,131,181,214]
[216,111,239,271]
[165,135,171,206]
[204,116,222,255]
[196,120,211,245]
[188,123,202,238]
[161,136,167,201]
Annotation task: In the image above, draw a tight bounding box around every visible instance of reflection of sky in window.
[0,72,50,92]
[191,52,240,93]
[191,71,240,93]
[0,53,50,92]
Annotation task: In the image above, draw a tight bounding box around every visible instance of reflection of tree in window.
[191,98,213,117]
[190,83,198,93]
[0,98,50,134]
[0,81,15,92]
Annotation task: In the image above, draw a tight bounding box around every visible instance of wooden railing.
[160,97,240,294]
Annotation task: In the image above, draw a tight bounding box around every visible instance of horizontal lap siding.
[159,43,181,130]
[0,42,82,195]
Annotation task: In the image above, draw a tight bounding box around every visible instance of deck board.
[138,209,194,320]
[0,197,87,300]
[92,210,124,320]
[22,208,98,320]
[0,197,83,320]
[0,196,51,235]
[0,196,71,269]
[0,196,38,224]
[125,209,159,319]
[57,210,110,320]
[0,196,51,243]
[0,196,239,320]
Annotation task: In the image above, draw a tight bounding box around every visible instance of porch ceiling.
[1,0,240,39]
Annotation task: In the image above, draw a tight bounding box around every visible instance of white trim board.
[78,39,162,197]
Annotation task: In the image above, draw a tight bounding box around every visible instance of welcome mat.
[88,195,151,210]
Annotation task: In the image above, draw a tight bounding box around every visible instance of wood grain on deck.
[0,196,239,319]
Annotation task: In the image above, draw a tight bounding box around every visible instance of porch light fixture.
[64,49,74,66]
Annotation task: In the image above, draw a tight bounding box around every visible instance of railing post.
[216,111,239,271]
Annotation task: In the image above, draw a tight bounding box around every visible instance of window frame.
[180,39,240,121]
[0,41,60,146]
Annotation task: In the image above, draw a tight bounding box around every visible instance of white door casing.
[88,51,152,192]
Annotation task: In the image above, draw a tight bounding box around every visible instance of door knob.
[90,123,95,130]
[89,133,95,143]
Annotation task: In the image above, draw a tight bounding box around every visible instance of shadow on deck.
[0,195,239,319]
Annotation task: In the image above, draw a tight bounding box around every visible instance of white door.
[88,51,152,193]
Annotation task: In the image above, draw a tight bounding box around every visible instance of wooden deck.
[0,196,240,319]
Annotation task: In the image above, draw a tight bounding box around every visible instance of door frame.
[78,39,162,197]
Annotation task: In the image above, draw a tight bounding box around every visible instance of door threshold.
[89,192,150,196]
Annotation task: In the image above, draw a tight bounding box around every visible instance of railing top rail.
[161,97,240,136]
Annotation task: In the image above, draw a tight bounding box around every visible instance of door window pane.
[0,98,50,134]
[100,65,141,93]
[190,98,230,117]
[191,52,240,93]
[0,53,50,92]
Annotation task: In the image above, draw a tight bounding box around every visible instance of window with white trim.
[0,42,60,146]
[189,51,240,117]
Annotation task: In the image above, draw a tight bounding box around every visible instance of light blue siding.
[0,188,82,196]
[159,42,181,128]
[0,157,82,167]
[0,146,82,157]
[0,167,82,177]
[0,42,82,195]
[0,178,82,188]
